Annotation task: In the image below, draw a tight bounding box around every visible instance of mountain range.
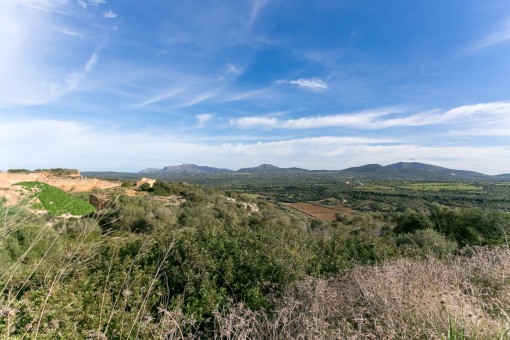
[140,163,233,174]
[138,162,496,180]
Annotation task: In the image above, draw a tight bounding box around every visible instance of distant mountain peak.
[139,164,233,174]
[257,164,280,169]
[236,164,312,174]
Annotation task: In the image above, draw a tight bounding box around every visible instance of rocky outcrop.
[225,197,259,212]
[89,194,109,210]
[136,178,157,188]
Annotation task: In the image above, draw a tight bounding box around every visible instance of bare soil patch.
[0,172,121,192]
[285,202,354,221]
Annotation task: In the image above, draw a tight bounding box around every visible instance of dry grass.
[213,247,510,339]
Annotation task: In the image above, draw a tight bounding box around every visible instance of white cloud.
[103,10,117,19]
[289,77,329,90]
[89,0,105,7]
[442,101,510,119]
[195,113,214,127]
[230,116,279,128]
[229,101,510,131]
[1,118,509,174]
[380,101,510,130]
[77,0,87,9]
[230,108,398,129]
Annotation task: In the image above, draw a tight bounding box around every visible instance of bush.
[0,222,62,275]
[311,231,398,275]
[99,196,177,233]
[396,228,458,258]
[429,204,510,246]
[394,209,434,234]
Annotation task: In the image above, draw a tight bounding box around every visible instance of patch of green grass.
[16,181,96,216]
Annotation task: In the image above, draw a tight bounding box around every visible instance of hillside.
[494,173,510,181]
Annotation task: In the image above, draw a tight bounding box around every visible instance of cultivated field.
[357,182,482,192]
[285,201,354,221]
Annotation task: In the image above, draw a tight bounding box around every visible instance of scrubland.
[1,179,509,338]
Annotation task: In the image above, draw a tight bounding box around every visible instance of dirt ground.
[0,172,122,207]
[0,172,121,192]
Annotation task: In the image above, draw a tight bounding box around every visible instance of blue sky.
[1,0,510,174]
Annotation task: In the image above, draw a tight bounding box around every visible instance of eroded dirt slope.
[0,171,121,192]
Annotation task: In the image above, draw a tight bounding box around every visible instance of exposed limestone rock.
[136,178,157,188]
[89,194,109,210]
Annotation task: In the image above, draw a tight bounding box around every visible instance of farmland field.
[358,182,482,192]
[398,183,482,191]
[285,201,355,221]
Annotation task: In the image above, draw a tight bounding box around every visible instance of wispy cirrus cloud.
[135,87,185,108]
[58,27,82,37]
[250,0,269,23]
[466,20,510,53]
[0,0,113,107]
[50,46,102,97]
[176,90,220,108]
[289,77,329,90]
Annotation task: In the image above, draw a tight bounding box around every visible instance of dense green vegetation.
[17,181,96,216]
[1,178,509,338]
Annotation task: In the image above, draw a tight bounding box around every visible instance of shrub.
[429,204,510,246]
[396,228,458,258]
[394,209,434,233]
